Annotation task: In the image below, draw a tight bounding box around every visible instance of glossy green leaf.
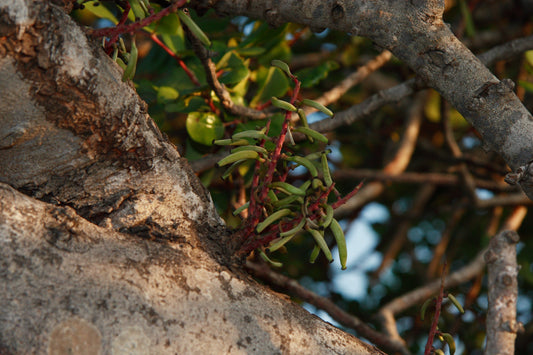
[156,86,179,103]
[155,13,181,36]
[250,67,289,107]
[234,47,266,57]
[186,112,224,146]
[83,2,118,24]
[459,0,476,37]
[216,51,250,86]
[519,80,533,93]
[525,50,533,67]
[296,60,339,88]
[160,30,186,54]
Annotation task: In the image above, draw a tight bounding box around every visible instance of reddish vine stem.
[104,1,131,53]
[331,180,365,209]
[89,0,186,38]
[239,77,301,246]
[149,33,200,86]
[424,262,447,355]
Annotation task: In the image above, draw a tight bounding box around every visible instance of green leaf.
[186,112,224,146]
[234,47,266,57]
[83,2,118,24]
[155,13,181,36]
[250,67,289,107]
[459,0,476,37]
[519,80,533,93]
[160,31,186,54]
[166,96,209,113]
[216,51,250,86]
[156,86,179,103]
[296,60,339,88]
[525,50,533,67]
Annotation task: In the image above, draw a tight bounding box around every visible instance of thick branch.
[484,230,521,355]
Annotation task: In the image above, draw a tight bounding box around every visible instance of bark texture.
[0,183,381,354]
[191,0,533,199]
[0,1,383,354]
[484,230,520,355]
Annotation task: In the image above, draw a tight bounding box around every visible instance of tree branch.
[484,230,522,355]
[191,0,533,199]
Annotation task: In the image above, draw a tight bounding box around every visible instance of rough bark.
[190,0,533,199]
[0,1,383,354]
[0,183,382,354]
[484,230,521,355]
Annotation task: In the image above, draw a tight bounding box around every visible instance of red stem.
[149,33,200,86]
[90,0,186,38]
[424,262,447,355]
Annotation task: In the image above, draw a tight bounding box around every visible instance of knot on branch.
[505,160,533,185]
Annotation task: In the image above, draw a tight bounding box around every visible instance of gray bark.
[191,0,533,200]
[0,1,383,354]
[484,231,521,355]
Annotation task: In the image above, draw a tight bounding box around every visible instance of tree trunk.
[0,1,383,354]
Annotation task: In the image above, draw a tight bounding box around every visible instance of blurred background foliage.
[73,0,533,353]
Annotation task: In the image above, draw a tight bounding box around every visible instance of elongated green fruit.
[420,297,433,321]
[309,245,321,263]
[308,228,333,262]
[129,0,146,19]
[119,37,127,53]
[221,160,243,180]
[231,145,269,156]
[271,97,298,112]
[272,194,303,208]
[300,180,312,193]
[122,37,138,81]
[302,99,334,117]
[297,108,309,127]
[269,182,306,196]
[217,150,259,167]
[259,250,283,267]
[329,219,347,269]
[433,350,445,355]
[178,10,212,47]
[312,178,324,190]
[256,208,292,233]
[271,59,292,77]
[321,204,334,228]
[268,235,295,252]
[233,201,250,216]
[267,189,278,202]
[232,130,270,141]
[321,153,333,187]
[447,293,465,314]
[214,138,251,146]
[305,149,332,161]
[285,156,318,177]
[293,126,329,143]
[441,333,456,355]
[279,218,306,238]
[306,217,319,229]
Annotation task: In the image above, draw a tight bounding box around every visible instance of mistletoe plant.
[77,0,362,268]
[215,60,362,268]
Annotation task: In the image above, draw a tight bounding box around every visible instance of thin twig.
[245,260,410,355]
[184,20,269,120]
[424,262,446,355]
[377,206,527,340]
[332,169,517,192]
[334,92,426,219]
[373,184,436,278]
[295,50,392,122]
